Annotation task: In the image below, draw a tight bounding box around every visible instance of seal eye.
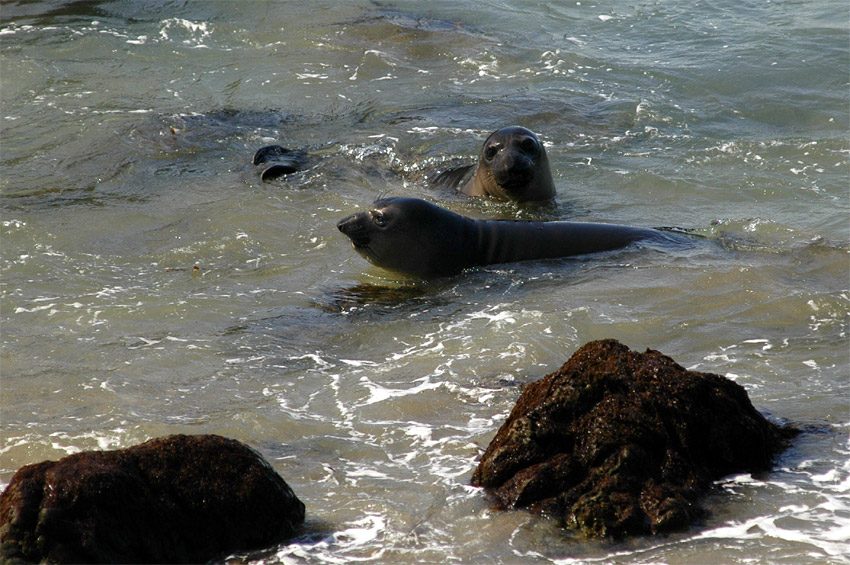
[484,144,500,161]
[370,210,387,227]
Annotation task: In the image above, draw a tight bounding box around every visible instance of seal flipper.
[260,162,300,181]
[252,144,308,181]
[429,163,476,190]
[252,144,290,165]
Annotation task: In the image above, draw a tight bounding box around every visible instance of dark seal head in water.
[337,197,684,278]
[431,126,556,203]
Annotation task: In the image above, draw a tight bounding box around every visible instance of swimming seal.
[337,197,684,278]
[430,126,556,202]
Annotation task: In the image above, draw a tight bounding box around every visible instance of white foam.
[359,376,443,405]
[340,359,379,367]
[14,302,56,314]
[0,438,29,455]
[346,467,390,480]
[273,514,386,563]
[402,424,432,442]
[158,18,211,47]
[289,352,333,368]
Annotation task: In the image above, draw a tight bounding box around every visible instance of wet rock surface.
[0,434,304,564]
[471,339,795,538]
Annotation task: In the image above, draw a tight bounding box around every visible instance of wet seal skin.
[337,197,688,278]
[252,145,309,181]
[431,126,556,203]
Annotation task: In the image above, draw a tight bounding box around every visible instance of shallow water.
[1,1,848,563]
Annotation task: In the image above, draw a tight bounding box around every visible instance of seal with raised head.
[337,197,686,278]
[430,126,556,202]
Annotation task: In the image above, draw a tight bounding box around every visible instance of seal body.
[431,126,556,202]
[337,197,683,278]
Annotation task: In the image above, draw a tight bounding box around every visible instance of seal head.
[431,126,556,202]
[337,197,471,277]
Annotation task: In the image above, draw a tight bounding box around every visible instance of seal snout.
[494,152,535,189]
[337,213,371,247]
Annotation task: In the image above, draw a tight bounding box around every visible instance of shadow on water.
[223,516,341,564]
[1,108,301,209]
[3,0,683,216]
[2,103,610,216]
[312,282,437,315]
[703,218,850,254]
[352,2,485,35]
[0,1,111,25]
[369,96,640,143]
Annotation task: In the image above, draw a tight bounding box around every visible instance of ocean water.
[1,1,848,563]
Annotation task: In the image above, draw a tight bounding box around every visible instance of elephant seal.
[337,197,686,278]
[430,126,556,202]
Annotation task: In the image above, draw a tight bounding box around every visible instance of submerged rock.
[471,339,794,538]
[0,434,305,564]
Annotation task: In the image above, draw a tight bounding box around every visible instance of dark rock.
[470,339,795,538]
[0,434,305,564]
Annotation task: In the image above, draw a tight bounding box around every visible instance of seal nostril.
[508,154,533,171]
[337,216,354,233]
[336,214,371,247]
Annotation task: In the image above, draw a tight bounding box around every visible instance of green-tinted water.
[2,1,848,562]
